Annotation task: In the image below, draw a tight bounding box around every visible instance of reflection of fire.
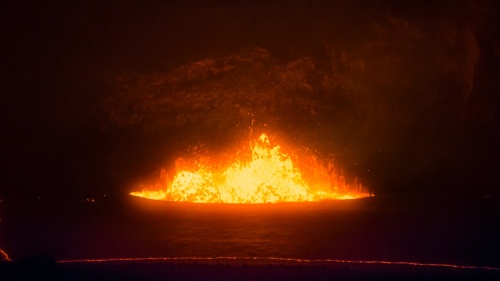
[131,134,370,203]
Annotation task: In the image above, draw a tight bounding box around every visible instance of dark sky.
[2,0,500,201]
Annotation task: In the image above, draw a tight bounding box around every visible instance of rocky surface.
[101,2,499,196]
[3,0,499,198]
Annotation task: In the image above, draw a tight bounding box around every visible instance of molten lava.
[131,134,370,203]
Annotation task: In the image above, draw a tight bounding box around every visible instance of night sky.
[2,0,500,202]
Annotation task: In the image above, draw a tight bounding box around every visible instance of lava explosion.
[130,134,370,203]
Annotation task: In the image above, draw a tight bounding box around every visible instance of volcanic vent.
[130,133,369,203]
[105,47,371,203]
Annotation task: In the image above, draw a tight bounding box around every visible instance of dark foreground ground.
[1,258,500,281]
[1,196,499,280]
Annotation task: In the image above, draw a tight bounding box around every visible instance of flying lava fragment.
[130,133,370,203]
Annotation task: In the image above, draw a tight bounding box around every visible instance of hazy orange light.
[130,133,370,203]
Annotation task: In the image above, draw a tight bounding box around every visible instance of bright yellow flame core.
[131,134,370,203]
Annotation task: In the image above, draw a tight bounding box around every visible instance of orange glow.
[0,248,11,262]
[130,134,370,203]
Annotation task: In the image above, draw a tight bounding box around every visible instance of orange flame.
[130,134,370,203]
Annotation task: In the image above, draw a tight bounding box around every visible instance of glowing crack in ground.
[57,256,500,271]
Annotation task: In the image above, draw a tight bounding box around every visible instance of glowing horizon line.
[57,256,500,271]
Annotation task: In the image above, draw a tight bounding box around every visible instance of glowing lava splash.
[131,134,370,203]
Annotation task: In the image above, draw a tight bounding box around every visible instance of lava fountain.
[130,133,370,203]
